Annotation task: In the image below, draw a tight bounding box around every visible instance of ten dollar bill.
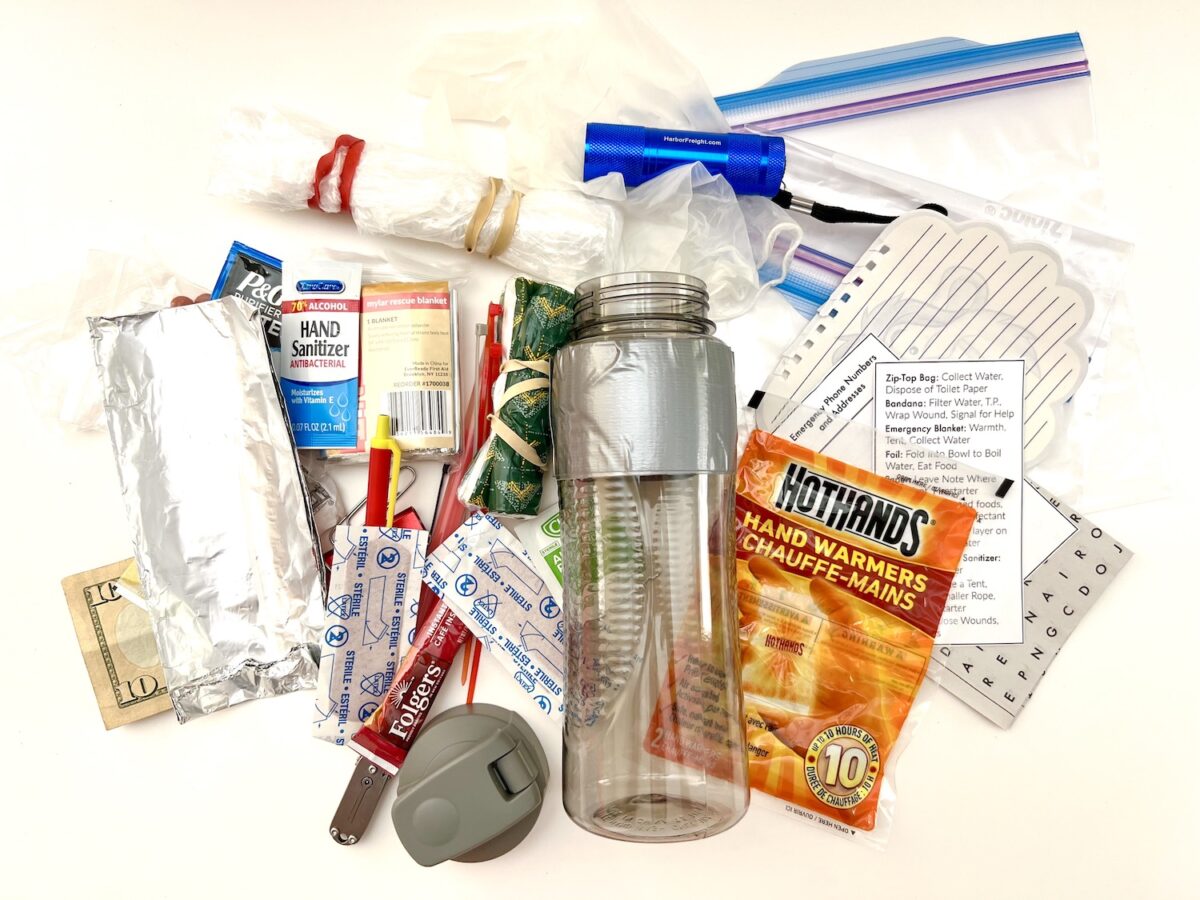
[62,559,172,729]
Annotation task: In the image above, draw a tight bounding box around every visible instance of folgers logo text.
[774,463,930,558]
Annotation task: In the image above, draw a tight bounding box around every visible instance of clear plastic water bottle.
[552,272,748,842]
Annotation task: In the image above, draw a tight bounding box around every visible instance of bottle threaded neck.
[571,272,714,340]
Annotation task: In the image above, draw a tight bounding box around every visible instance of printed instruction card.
[874,359,1024,645]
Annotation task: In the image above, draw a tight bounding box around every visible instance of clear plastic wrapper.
[406,1,802,319]
[90,297,325,722]
[209,107,621,287]
[408,0,728,193]
[610,165,800,320]
[3,251,205,432]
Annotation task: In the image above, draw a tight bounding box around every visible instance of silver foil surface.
[90,297,324,722]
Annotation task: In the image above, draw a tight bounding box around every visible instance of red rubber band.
[308,133,365,213]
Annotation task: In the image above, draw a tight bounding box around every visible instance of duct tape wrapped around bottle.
[459,277,576,517]
[90,297,326,722]
[209,108,621,287]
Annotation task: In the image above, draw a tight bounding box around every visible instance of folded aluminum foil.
[90,297,324,722]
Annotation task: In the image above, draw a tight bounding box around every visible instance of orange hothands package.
[735,429,975,837]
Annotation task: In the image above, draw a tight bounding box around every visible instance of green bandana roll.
[464,277,575,517]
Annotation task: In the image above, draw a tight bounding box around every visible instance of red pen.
[321,464,420,582]
[365,414,402,528]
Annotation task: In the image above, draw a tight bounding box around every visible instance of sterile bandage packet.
[422,513,565,719]
[314,526,427,744]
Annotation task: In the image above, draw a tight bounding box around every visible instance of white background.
[2,1,1197,897]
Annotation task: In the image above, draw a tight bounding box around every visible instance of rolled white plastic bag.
[209,107,621,285]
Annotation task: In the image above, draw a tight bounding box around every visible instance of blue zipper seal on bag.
[717,33,1089,131]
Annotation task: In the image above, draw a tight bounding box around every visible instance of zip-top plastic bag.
[717,33,1107,232]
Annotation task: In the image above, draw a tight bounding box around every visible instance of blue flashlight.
[583,123,787,197]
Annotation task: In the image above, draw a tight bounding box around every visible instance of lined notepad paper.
[758,211,1094,462]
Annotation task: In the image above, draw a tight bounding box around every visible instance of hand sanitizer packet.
[281,260,362,449]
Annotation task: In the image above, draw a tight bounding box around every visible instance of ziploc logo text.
[774,463,930,558]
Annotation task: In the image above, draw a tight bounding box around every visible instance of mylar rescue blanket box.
[280,260,362,449]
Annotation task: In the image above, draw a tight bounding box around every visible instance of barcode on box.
[387,389,451,437]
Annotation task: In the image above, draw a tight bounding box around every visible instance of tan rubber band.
[497,376,549,411]
[500,358,550,376]
[488,415,545,468]
[486,189,524,259]
[488,357,552,467]
[465,177,502,253]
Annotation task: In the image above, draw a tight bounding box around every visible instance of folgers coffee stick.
[329,597,471,845]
